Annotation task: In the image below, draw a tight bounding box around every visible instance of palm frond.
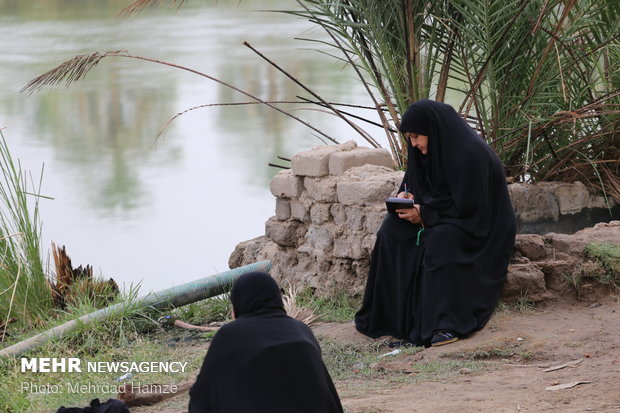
[282,284,320,327]
[21,51,127,95]
[120,0,185,16]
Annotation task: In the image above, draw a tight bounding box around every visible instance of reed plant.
[0,130,50,336]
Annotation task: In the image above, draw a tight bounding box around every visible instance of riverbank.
[130,293,620,413]
[4,287,618,413]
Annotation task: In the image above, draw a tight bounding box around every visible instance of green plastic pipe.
[0,261,271,359]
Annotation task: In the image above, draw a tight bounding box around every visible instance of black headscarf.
[188,272,343,413]
[230,270,285,317]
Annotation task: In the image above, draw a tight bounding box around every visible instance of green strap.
[416,227,425,246]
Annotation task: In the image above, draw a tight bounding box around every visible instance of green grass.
[565,242,620,293]
[0,284,217,412]
[317,335,490,392]
[0,130,50,331]
[295,287,361,323]
[584,242,620,290]
[0,333,205,413]
[442,340,533,362]
[495,294,536,315]
[170,293,232,325]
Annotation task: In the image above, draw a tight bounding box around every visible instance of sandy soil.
[131,294,620,413]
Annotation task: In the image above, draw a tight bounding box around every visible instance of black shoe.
[430,331,459,347]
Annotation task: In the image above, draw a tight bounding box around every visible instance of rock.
[336,165,402,206]
[539,181,590,215]
[509,183,559,223]
[265,217,307,247]
[514,234,547,261]
[290,199,309,222]
[274,198,291,221]
[231,143,619,301]
[304,225,334,252]
[304,176,338,202]
[291,141,357,177]
[270,169,303,198]
[328,147,393,175]
[538,259,577,292]
[365,205,387,235]
[333,233,373,260]
[310,203,332,225]
[503,263,549,302]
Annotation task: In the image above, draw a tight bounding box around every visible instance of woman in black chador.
[355,99,516,347]
[188,271,343,413]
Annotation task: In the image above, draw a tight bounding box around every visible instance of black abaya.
[188,272,343,413]
[355,99,516,346]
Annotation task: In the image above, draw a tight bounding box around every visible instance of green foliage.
[294,0,620,193]
[0,334,202,413]
[566,242,620,292]
[295,286,361,323]
[584,241,620,289]
[0,130,50,331]
[443,340,533,361]
[171,293,232,324]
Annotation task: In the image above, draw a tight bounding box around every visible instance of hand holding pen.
[397,184,414,200]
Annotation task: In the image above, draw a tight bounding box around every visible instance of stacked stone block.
[229,142,619,300]
[231,141,398,294]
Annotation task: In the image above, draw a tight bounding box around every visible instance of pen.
[404,184,408,195]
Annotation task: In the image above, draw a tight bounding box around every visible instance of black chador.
[355,99,516,346]
[189,272,343,413]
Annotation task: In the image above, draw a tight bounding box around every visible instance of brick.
[270,169,303,198]
[304,176,338,202]
[310,203,332,224]
[329,147,394,175]
[291,141,357,177]
[274,198,291,221]
[265,217,307,247]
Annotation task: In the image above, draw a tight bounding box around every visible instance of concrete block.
[291,140,357,177]
[270,169,303,198]
[540,181,589,215]
[333,232,370,260]
[304,225,334,251]
[337,165,402,206]
[304,176,338,202]
[329,147,394,175]
[365,205,387,234]
[330,204,347,225]
[274,198,291,221]
[345,206,366,231]
[265,217,307,247]
[310,203,332,225]
[509,183,559,223]
[290,199,309,222]
[588,195,615,209]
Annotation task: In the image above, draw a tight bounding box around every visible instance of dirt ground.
[131,294,620,413]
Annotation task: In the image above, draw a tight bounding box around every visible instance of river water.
[0,0,384,292]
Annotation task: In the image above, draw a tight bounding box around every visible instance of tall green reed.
[0,130,50,334]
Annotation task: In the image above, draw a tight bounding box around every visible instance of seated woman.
[355,99,516,347]
[188,271,343,413]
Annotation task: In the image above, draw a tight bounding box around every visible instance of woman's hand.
[396,191,414,200]
[396,204,423,225]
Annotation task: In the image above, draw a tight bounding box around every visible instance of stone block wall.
[229,142,619,301]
